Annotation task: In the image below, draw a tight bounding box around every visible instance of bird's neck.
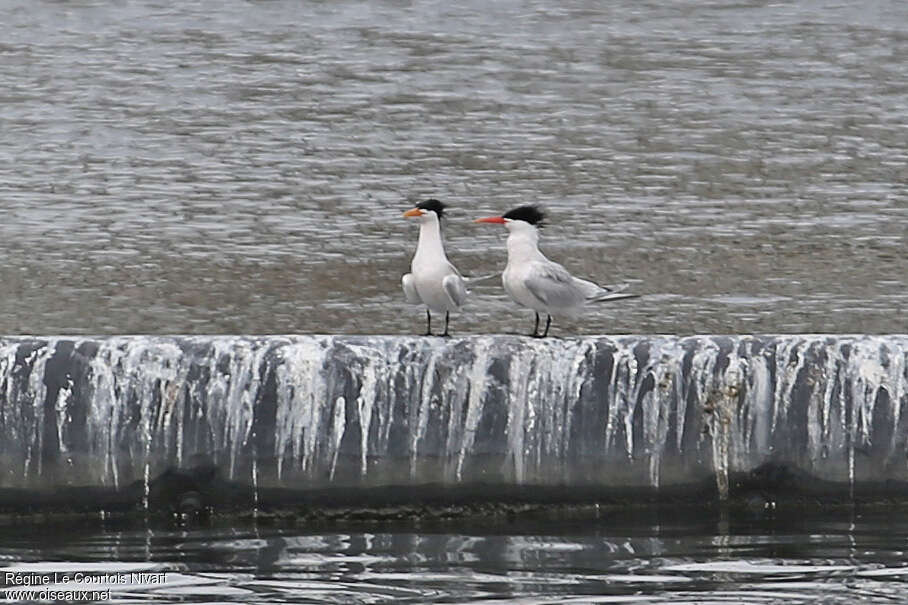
[506,228,545,263]
[414,216,448,262]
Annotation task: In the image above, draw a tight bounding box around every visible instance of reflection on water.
[1,511,907,603]
[0,0,906,336]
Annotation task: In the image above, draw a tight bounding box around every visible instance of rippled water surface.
[1,0,905,336]
[1,511,907,603]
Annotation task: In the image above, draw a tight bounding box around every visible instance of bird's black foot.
[541,314,552,338]
[529,312,541,338]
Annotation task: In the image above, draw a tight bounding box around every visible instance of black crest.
[417,199,446,218]
[503,205,545,226]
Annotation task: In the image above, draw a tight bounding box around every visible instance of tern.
[402,199,467,337]
[475,205,636,338]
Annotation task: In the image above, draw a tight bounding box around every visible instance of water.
[1,511,907,604]
[0,0,905,336]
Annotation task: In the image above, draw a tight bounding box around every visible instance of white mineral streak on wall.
[499,338,599,484]
[854,337,903,444]
[86,339,122,487]
[634,338,685,488]
[455,340,492,482]
[204,337,269,480]
[806,337,849,483]
[506,340,568,483]
[53,373,74,461]
[0,341,28,484]
[24,343,53,479]
[410,342,439,479]
[846,336,906,486]
[0,340,55,484]
[0,342,16,407]
[441,342,471,481]
[806,337,844,479]
[86,337,189,489]
[342,342,383,478]
[685,339,724,495]
[772,336,808,438]
[369,341,407,472]
[712,343,742,500]
[558,339,594,472]
[552,341,588,474]
[884,339,907,452]
[606,338,639,457]
[726,340,773,469]
[505,341,532,484]
[329,396,346,481]
[273,337,331,480]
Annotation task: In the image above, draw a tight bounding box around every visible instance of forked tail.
[589,283,638,303]
[590,291,639,303]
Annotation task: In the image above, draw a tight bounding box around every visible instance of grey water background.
[1,0,906,336]
[1,0,908,602]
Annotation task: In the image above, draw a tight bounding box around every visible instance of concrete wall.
[0,335,906,512]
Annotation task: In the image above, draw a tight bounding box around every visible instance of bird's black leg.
[530,312,541,338]
[424,309,433,336]
[541,314,552,338]
[442,311,451,337]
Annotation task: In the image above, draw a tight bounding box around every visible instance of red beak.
[474,216,506,224]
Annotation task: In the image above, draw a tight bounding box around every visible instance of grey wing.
[401,273,421,304]
[442,272,468,308]
[524,262,585,308]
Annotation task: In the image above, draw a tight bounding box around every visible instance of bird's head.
[403,199,446,222]
[474,205,545,233]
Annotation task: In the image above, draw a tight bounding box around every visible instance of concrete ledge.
[0,335,906,513]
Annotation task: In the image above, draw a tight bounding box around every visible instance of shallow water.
[1,511,907,604]
[0,0,905,336]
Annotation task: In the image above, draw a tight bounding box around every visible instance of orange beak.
[474,216,506,224]
[403,208,424,218]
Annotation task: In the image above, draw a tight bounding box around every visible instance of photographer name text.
[4,571,166,586]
